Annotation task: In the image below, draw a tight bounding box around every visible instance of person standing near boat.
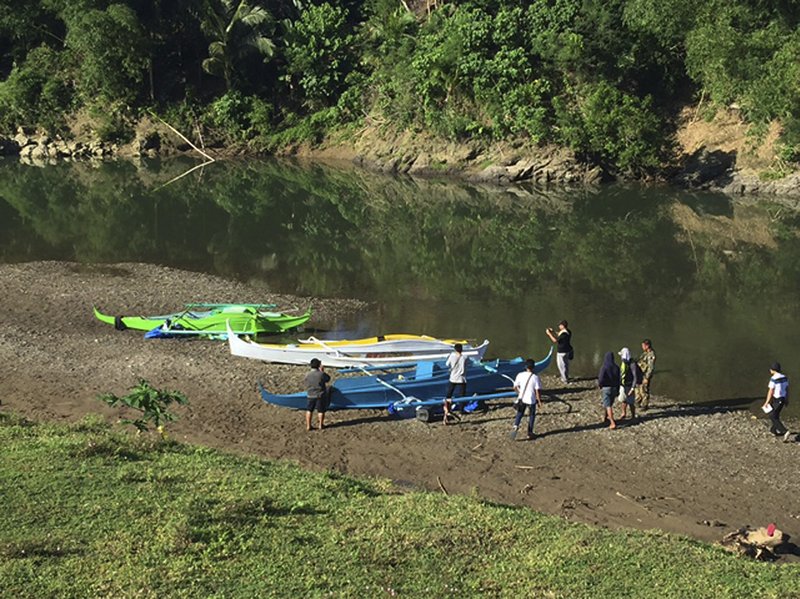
[617,347,639,421]
[763,362,791,441]
[304,358,331,431]
[598,352,620,429]
[635,339,656,410]
[510,359,543,440]
[546,320,573,385]
[444,343,467,424]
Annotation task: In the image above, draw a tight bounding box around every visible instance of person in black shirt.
[546,320,573,384]
[304,358,331,431]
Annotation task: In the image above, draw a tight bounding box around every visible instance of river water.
[2,157,799,416]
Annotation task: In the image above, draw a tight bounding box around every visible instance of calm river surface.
[2,157,799,416]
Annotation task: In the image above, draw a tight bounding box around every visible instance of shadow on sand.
[535,396,762,439]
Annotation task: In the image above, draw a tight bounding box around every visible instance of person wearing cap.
[443,343,467,424]
[617,347,640,420]
[763,362,791,441]
[304,358,331,431]
[635,339,656,410]
[510,358,543,440]
[545,320,573,384]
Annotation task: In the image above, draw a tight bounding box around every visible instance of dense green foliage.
[0,0,799,172]
[1,414,798,597]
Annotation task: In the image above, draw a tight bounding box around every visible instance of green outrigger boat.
[93,303,312,338]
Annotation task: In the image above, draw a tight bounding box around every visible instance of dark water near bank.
[2,157,799,417]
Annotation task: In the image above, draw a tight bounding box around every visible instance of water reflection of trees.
[0,159,798,308]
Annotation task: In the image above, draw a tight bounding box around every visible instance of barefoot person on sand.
[443,343,467,424]
[510,359,543,440]
[763,362,791,442]
[598,352,620,429]
[304,358,330,431]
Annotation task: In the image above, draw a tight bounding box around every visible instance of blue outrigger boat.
[258,348,553,414]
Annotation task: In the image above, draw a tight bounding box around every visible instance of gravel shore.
[1,261,797,557]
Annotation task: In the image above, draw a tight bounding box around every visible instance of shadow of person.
[537,397,761,438]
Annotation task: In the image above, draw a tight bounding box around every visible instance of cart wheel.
[416,407,432,423]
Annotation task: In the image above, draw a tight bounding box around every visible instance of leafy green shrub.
[283,3,356,111]
[0,45,73,133]
[555,81,665,173]
[98,379,188,436]
[91,101,135,143]
[777,114,800,165]
[685,5,800,125]
[263,107,340,150]
[203,91,252,140]
[360,0,419,127]
[374,5,556,142]
[159,98,203,136]
[201,91,274,142]
[64,4,148,105]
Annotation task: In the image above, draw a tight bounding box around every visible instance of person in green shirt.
[635,339,656,410]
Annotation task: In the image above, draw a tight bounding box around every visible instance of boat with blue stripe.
[258,348,553,412]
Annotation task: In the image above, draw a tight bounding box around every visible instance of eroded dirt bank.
[1,262,797,556]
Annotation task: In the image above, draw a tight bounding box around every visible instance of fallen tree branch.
[615,491,652,512]
[153,159,215,191]
[436,476,448,495]
[152,114,215,163]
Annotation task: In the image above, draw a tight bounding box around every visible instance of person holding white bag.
[617,347,640,421]
[763,362,791,442]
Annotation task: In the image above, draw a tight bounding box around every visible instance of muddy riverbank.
[1,262,797,557]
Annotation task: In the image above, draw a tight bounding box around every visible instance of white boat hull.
[226,324,489,367]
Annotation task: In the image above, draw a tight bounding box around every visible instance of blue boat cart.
[389,390,518,422]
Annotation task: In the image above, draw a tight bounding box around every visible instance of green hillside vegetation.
[1,412,798,597]
[0,1,799,174]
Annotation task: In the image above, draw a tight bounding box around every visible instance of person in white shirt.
[510,359,543,440]
[763,361,791,441]
[443,343,467,424]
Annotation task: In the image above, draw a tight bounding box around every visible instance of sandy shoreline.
[1,261,797,557]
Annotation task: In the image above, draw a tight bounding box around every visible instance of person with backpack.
[510,358,543,440]
[617,347,641,421]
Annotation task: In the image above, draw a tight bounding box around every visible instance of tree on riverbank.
[0,0,798,173]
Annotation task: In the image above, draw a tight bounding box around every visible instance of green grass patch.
[0,413,796,598]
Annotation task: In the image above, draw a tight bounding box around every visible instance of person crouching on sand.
[598,351,620,429]
[304,358,331,431]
